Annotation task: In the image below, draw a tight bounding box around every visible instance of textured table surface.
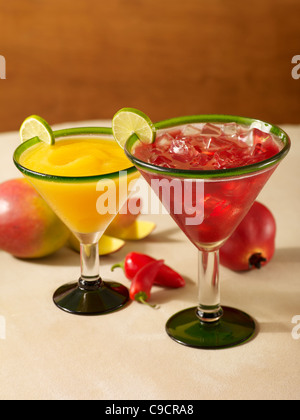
[0,121,299,400]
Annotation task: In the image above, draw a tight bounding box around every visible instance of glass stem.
[196,250,223,323]
[79,242,102,290]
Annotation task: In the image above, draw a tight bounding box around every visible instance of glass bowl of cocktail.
[13,116,139,315]
[114,109,291,349]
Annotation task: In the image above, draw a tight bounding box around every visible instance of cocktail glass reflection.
[124,115,290,349]
[13,127,139,315]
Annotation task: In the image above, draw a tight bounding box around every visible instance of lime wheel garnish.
[20,115,55,145]
[112,108,156,149]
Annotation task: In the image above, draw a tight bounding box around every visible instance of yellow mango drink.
[14,123,139,315]
[17,134,139,240]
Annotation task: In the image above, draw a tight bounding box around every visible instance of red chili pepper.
[130,259,164,307]
[111,252,185,288]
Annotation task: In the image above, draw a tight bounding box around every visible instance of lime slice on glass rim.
[112,108,156,149]
[20,115,55,145]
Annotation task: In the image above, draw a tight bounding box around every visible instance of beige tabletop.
[0,121,299,400]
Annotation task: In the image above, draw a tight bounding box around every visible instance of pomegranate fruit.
[219,201,276,271]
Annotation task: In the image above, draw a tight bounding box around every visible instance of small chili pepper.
[111,252,185,288]
[130,259,164,308]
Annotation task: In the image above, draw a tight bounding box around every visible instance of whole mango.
[0,178,69,258]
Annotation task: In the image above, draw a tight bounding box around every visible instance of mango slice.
[98,235,126,255]
[107,220,156,240]
[68,233,125,256]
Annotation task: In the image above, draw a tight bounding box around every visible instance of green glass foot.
[53,280,130,315]
[166,306,256,349]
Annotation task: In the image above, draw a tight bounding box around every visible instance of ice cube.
[252,128,273,145]
[223,122,239,137]
[190,153,213,168]
[181,124,202,136]
[170,139,190,155]
[241,128,273,148]
[155,133,173,152]
[205,136,233,151]
[249,121,271,133]
[150,155,175,168]
[193,136,212,152]
[238,129,254,147]
[201,123,222,137]
[169,138,199,162]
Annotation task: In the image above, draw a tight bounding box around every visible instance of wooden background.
[0,0,299,132]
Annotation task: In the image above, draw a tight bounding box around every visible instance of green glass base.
[166,306,256,349]
[53,280,130,315]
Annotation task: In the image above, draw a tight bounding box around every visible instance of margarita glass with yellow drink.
[14,117,139,315]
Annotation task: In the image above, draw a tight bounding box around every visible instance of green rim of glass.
[13,127,137,183]
[124,114,291,179]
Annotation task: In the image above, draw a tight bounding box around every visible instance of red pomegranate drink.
[133,121,283,251]
[121,110,290,349]
[119,110,291,348]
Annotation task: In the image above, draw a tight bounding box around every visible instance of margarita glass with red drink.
[124,115,290,349]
